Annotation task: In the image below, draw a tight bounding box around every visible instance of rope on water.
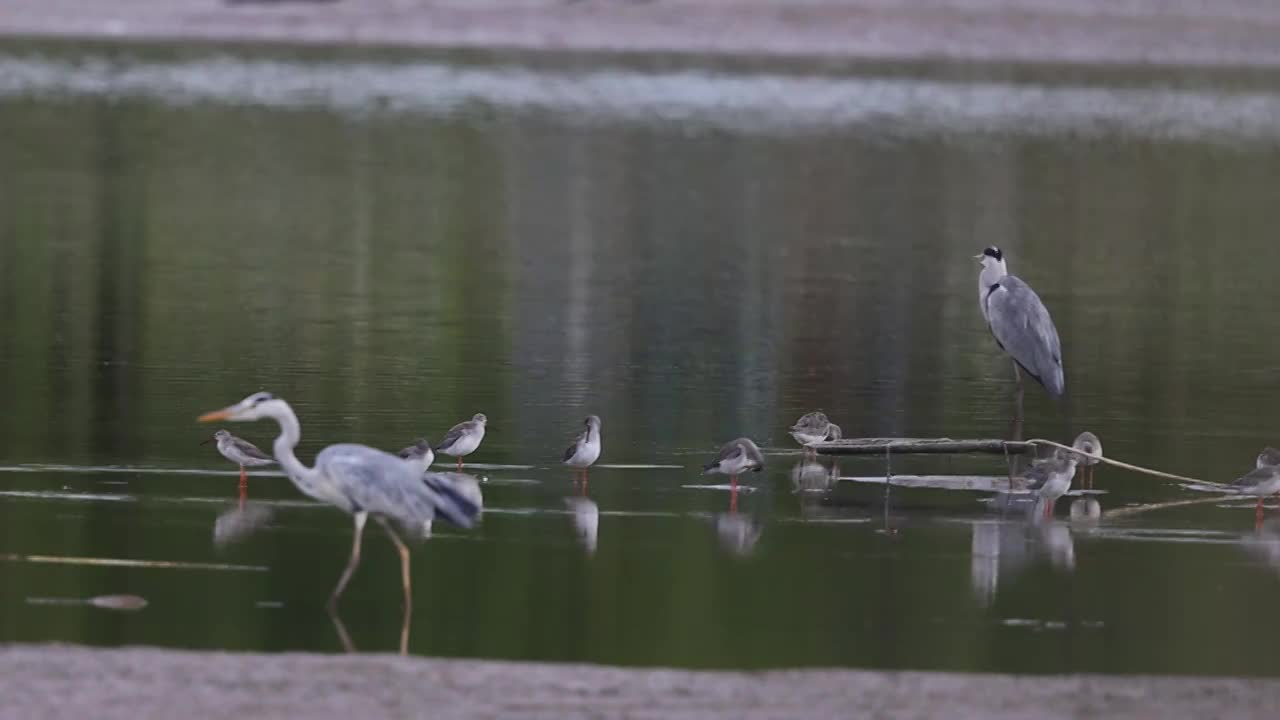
[1024,438,1233,489]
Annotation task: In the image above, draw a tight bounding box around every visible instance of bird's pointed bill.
[197,408,234,423]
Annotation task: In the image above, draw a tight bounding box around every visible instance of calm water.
[4,40,1280,674]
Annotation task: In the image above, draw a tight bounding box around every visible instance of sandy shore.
[4,0,1280,68]
[3,644,1280,719]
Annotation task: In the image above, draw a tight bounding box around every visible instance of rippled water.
[4,40,1280,674]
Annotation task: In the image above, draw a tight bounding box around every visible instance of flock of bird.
[195,246,1279,606]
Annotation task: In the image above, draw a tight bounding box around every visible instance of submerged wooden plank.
[814,438,1034,456]
[839,474,1021,493]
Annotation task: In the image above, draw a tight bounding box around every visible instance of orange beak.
[197,408,233,423]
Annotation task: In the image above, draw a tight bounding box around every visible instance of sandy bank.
[4,644,1280,719]
[5,0,1280,68]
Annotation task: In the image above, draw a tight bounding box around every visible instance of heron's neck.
[979,260,1008,291]
[268,402,319,494]
[587,425,600,444]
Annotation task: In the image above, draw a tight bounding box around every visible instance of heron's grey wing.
[318,445,476,533]
[231,437,274,463]
[435,422,469,451]
[985,276,1065,397]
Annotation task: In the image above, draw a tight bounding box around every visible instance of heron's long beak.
[197,407,234,423]
[972,253,984,261]
[199,437,213,445]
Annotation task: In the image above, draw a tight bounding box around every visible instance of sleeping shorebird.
[396,438,435,474]
[203,429,275,496]
[790,412,839,454]
[562,415,602,486]
[1070,431,1103,489]
[435,413,488,470]
[703,437,765,512]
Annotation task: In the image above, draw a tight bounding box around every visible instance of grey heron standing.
[976,247,1065,414]
[436,413,488,470]
[202,429,275,500]
[562,415,602,488]
[197,393,480,611]
[703,437,765,512]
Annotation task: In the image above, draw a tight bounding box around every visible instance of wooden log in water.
[839,474,1020,493]
[814,438,1035,456]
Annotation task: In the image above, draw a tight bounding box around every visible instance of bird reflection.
[213,502,274,547]
[1069,497,1102,523]
[970,512,1076,607]
[790,458,840,520]
[715,512,762,557]
[328,601,411,656]
[1239,518,1280,571]
[564,496,599,555]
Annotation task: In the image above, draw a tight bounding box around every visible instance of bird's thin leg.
[376,517,412,655]
[239,465,247,491]
[456,457,463,471]
[328,511,368,610]
[327,605,357,653]
[1257,498,1265,526]
[1010,361,1025,447]
[580,472,588,496]
[729,482,738,514]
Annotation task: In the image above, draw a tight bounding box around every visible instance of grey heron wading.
[198,393,480,609]
[976,247,1065,399]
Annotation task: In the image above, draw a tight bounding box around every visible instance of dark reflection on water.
[5,42,1280,675]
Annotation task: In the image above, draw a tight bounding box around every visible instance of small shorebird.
[197,393,480,611]
[396,438,435,474]
[790,412,841,454]
[1228,458,1280,525]
[1256,447,1280,469]
[435,413,487,470]
[203,429,274,495]
[562,415,602,484]
[976,246,1065,399]
[1023,449,1079,518]
[703,437,765,503]
[1071,431,1103,489]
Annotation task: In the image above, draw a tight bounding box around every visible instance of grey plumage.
[1257,447,1280,469]
[703,437,765,476]
[977,247,1065,398]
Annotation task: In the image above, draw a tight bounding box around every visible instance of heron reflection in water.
[564,497,599,555]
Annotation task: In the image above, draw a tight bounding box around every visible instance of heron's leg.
[456,457,463,471]
[327,606,357,653]
[239,465,248,491]
[729,480,738,514]
[328,511,368,609]
[375,516,413,655]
